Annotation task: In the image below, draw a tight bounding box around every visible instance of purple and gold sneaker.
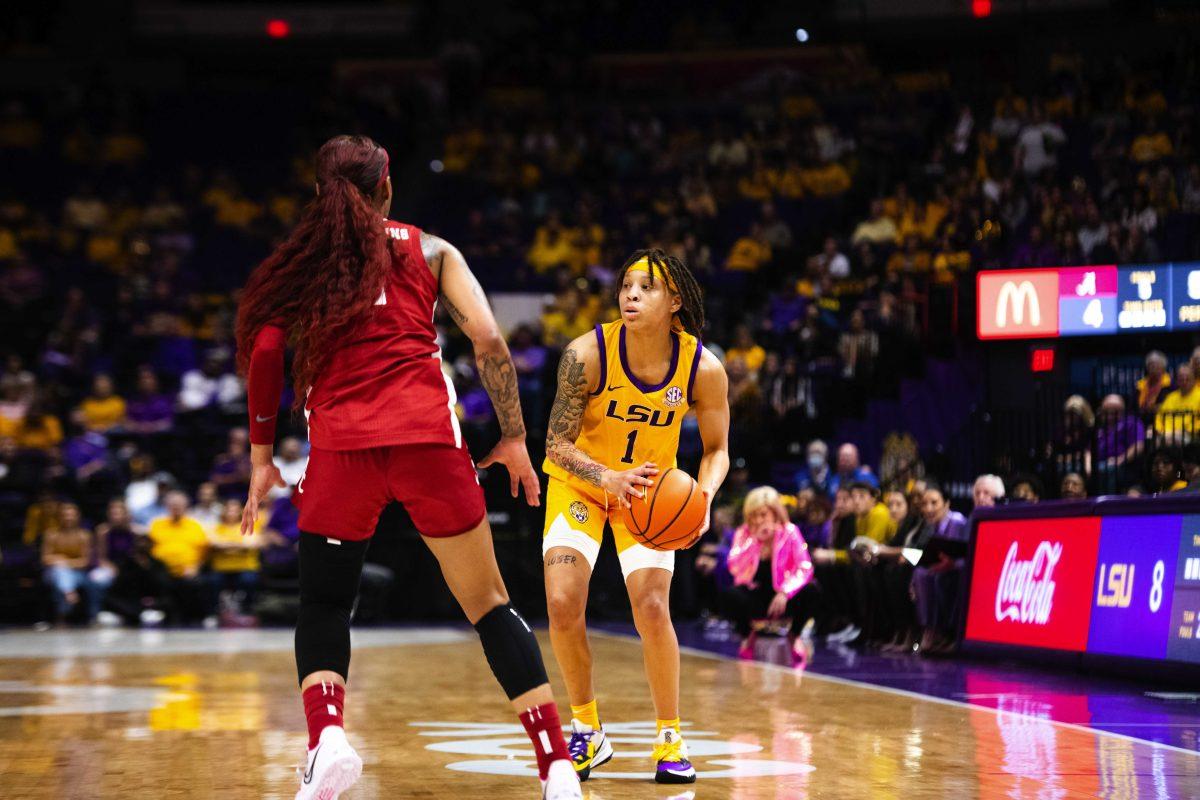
[652,728,696,784]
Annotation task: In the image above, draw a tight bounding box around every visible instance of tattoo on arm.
[477,351,526,439]
[420,231,444,271]
[440,294,468,326]
[546,347,606,487]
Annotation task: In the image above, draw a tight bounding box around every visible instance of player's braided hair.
[617,248,706,338]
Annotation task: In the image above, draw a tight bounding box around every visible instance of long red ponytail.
[236,135,391,406]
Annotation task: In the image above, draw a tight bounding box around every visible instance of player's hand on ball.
[602,462,658,509]
[479,436,541,507]
[242,462,286,536]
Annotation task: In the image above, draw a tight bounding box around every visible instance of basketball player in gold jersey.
[542,249,730,783]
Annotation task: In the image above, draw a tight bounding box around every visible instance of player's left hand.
[479,436,541,507]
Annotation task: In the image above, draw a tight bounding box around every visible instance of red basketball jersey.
[303,220,461,451]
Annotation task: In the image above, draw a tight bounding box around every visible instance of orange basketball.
[623,467,707,551]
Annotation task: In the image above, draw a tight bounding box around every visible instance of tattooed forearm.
[477,350,526,439]
[440,294,468,326]
[546,346,607,487]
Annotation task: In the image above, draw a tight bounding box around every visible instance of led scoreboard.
[977,262,1200,340]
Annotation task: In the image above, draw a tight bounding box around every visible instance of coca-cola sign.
[995,541,1063,624]
[967,518,1101,651]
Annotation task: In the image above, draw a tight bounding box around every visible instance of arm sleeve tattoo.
[545,346,606,487]
[476,350,526,439]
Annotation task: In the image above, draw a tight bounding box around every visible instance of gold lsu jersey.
[544,320,702,490]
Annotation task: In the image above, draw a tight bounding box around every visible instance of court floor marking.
[590,629,1200,761]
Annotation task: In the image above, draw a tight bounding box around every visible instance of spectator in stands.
[271,437,308,498]
[851,481,897,546]
[1095,394,1145,493]
[726,325,765,376]
[1009,475,1044,504]
[209,427,252,500]
[1015,104,1067,176]
[812,236,850,279]
[11,397,63,451]
[828,443,878,495]
[124,366,175,435]
[869,488,924,650]
[1052,395,1095,479]
[1155,364,1200,442]
[178,351,244,414]
[1138,350,1171,419]
[909,485,967,654]
[207,498,263,618]
[838,309,879,381]
[104,532,169,627]
[759,202,794,250]
[800,494,833,550]
[191,481,222,529]
[508,324,549,427]
[724,223,772,272]
[972,474,1005,508]
[795,439,831,495]
[90,498,141,608]
[73,373,126,433]
[1147,448,1187,495]
[723,487,818,667]
[1060,471,1087,500]
[147,490,210,624]
[851,199,898,246]
[41,502,100,625]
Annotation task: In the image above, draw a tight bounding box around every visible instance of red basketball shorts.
[293,442,486,540]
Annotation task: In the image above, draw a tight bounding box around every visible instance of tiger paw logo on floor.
[664,386,684,407]
[569,501,589,523]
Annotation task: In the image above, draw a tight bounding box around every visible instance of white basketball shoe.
[295,726,362,800]
[541,758,583,800]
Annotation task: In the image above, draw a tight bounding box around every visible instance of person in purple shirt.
[509,324,549,424]
[125,366,176,435]
[909,485,967,655]
[1095,394,1145,495]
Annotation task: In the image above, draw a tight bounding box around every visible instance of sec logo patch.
[664,386,684,407]
[569,501,589,523]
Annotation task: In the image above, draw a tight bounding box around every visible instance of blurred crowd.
[0,35,1198,645]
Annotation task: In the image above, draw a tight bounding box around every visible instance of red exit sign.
[1031,347,1056,372]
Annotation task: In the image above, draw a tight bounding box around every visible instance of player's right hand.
[601,462,658,509]
[242,462,286,536]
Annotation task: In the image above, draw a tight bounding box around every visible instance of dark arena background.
[2,1,1200,798]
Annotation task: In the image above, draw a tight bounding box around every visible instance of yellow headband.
[626,257,677,292]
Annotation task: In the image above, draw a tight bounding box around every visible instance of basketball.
[623,467,707,551]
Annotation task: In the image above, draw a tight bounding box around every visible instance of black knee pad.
[295,532,369,685]
[474,603,549,700]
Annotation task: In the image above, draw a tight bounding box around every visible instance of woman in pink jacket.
[723,486,819,666]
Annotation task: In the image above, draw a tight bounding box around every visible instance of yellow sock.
[570,699,600,730]
[656,717,681,735]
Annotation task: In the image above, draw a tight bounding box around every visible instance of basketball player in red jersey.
[236,135,580,800]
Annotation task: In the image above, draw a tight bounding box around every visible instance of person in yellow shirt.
[527,214,579,274]
[13,401,64,450]
[1155,364,1200,442]
[1130,119,1173,164]
[541,287,598,348]
[725,324,766,375]
[724,224,772,271]
[799,159,852,197]
[208,498,264,614]
[149,491,210,623]
[850,482,898,547]
[75,374,126,433]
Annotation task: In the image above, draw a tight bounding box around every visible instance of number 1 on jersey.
[620,429,638,464]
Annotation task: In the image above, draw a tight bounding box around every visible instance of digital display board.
[978,262,1200,340]
[965,509,1200,666]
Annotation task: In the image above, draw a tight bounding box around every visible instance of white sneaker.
[295,726,362,800]
[541,758,582,800]
[96,611,122,627]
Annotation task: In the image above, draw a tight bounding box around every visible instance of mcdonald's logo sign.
[978,271,1059,339]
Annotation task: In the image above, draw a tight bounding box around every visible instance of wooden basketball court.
[1,627,1197,798]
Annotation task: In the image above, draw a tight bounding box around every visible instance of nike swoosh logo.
[255,414,276,423]
[606,385,626,392]
[303,744,321,784]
